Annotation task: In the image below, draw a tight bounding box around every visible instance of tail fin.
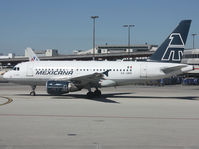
[149,20,191,63]
[26,47,40,61]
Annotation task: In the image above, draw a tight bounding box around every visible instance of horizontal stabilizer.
[161,65,187,74]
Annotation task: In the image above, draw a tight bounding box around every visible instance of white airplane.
[3,20,193,98]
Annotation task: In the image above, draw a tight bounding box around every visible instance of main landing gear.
[86,89,102,99]
[30,85,36,96]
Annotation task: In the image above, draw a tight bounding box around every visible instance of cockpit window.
[13,67,20,71]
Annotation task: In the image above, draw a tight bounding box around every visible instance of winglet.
[103,70,110,77]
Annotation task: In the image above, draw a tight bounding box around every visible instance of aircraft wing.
[161,65,187,74]
[55,70,109,87]
[70,73,103,86]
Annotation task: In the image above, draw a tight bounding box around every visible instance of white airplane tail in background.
[26,47,40,62]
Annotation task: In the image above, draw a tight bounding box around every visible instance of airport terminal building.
[73,44,158,55]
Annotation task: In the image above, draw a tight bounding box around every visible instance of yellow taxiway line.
[0,96,13,106]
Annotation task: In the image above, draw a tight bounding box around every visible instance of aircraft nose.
[3,72,9,79]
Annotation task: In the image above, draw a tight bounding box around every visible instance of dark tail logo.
[161,33,184,62]
[149,20,191,63]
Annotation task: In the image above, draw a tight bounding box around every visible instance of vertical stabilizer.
[149,20,191,63]
[26,47,40,61]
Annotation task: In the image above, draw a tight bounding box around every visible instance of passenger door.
[140,63,147,78]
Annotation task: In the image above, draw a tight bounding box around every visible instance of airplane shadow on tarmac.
[16,92,132,103]
[16,92,199,103]
[52,92,137,103]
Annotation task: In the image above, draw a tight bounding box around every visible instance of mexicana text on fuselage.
[35,69,73,76]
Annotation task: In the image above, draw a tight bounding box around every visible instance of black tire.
[94,90,101,97]
[30,91,36,96]
[86,91,94,99]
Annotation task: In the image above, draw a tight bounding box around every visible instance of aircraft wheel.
[94,90,101,97]
[30,91,36,96]
[86,91,94,99]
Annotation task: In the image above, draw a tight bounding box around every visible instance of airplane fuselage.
[3,61,193,87]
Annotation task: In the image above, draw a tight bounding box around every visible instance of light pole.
[192,33,197,49]
[123,24,135,60]
[91,16,99,61]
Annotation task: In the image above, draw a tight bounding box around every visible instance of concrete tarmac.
[0,83,199,149]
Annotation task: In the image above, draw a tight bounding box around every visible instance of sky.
[0,0,198,55]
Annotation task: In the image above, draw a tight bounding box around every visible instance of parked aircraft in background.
[3,20,193,98]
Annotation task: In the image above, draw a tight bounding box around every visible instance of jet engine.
[46,81,80,95]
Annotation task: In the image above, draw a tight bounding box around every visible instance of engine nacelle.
[99,80,116,87]
[46,81,80,95]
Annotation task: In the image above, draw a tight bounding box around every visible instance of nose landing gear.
[30,85,36,96]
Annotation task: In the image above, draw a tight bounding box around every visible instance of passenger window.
[17,67,20,71]
[13,67,16,71]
